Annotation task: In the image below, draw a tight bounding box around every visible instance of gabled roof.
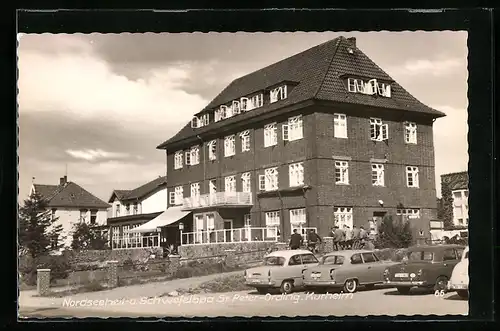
[33,182,110,209]
[158,36,445,149]
[109,176,167,203]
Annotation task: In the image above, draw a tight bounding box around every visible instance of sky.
[17,31,468,202]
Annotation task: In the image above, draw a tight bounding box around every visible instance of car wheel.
[280,280,294,294]
[397,287,411,295]
[434,276,448,292]
[256,288,268,294]
[457,290,468,299]
[364,284,375,291]
[343,279,358,293]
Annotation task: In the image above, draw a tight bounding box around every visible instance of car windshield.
[264,256,285,266]
[407,251,433,261]
[322,255,345,265]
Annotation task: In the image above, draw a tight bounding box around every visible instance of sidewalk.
[19,270,245,311]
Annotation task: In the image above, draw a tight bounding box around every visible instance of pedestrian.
[289,229,303,250]
[329,226,336,251]
[334,226,344,251]
[307,229,322,253]
[352,225,360,249]
[345,226,353,249]
[338,225,347,250]
[359,226,368,247]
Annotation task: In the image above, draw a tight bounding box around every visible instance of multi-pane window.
[241,172,252,192]
[370,118,388,141]
[347,78,391,97]
[112,226,120,246]
[335,161,349,185]
[371,164,385,186]
[206,213,215,231]
[270,85,287,103]
[406,166,419,188]
[404,122,417,144]
[452,189,469,226]
[250,94,263,109]
[283,115,303,142]
[290,208,306,225]
[174,151,183,169]
[208,140,217,161]
[334,113,348,138]
[90,210,97,224]
[191,114,209,128]
[225,104,234,118]
[260,167,279,191]
[224,135,236,157]
[240,130,251,152]
[209,180,217,195]
[264,123,278,147]
[194,215,204,243]
[232,100,241,115]
[240,97,250,111]
[225,176,236,193]
[396,209,421,218]
[169,186,183,206]
[214,106,227,122]
[244,214,251,227]
[334,207,353,228]
[122,225,130,246]
[265,211,280,238]
[190,183,200,198]
[289,162,304,187]
[186,146,200,166]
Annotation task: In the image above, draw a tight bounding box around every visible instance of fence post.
[107,261,119,288]
[37,269,51,296]
[224,249,236,268]
[323,237,334,253]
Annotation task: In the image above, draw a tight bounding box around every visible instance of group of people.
[329,224,369,250]
[288,225,370,252]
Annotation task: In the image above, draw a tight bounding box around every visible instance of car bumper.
[245,280,276,287]
[303,280,337,286]
[447,281,468,290]
[384,280,427,286]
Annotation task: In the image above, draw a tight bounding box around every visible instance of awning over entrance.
[129,206,191,233]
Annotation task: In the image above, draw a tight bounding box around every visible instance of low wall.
[178,242,280,259]
[53,269,108,286]
[63,248,164,265]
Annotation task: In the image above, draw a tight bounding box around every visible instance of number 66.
[434,290,445,297]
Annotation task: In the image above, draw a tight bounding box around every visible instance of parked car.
[383,244,465,295]
[448,246,469,298]
[302,250,398,293]
[244,250,319,294]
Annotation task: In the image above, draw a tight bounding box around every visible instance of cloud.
[65,148,131,161]
[17,37,208,131]
[387,58,464,77]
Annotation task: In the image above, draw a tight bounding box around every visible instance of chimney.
[347,37,356,48]
[60,176,67,185]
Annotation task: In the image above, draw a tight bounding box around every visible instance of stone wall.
[178,242,278,259]
[63,248,163,265]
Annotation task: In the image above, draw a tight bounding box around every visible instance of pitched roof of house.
[33,182,111,209]
[158,36,445,149]
[441,171,469,191]
[108,176,167,203]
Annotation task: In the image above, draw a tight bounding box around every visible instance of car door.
[361,252,381,283]
[441,248,460,277]
[348,253,366,282]
[287,254,305,284]
[298,253,319,286]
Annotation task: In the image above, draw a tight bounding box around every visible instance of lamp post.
[179,222,184,245]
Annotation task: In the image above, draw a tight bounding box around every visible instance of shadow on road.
[383,288,434,296]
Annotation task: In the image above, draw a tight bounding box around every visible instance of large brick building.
[157,36,445,244]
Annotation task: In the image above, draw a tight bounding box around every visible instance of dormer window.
[232,100,241,114]
[347,78,391,98]
[270,85,287,103]
[191,114,209,128]
[241,97,249,111]
[215,105,229,122]
[250,94,263,109]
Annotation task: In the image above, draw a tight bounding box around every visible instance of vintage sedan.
[448,246,469,298]
[244,250,319,294]
[302,250,398,293]
[383,244,465,295]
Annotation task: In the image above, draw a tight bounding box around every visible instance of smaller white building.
[30,176,111,248]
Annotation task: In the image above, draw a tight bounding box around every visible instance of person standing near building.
[359,226,368,247]
[289,229,303,250]
[345,226,353,249]
[334,226,344,250]
[329,226,336,251]
[307,229,322,253]
[352,225,360,248]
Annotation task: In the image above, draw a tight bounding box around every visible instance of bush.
[19,255,71,286]
[122,258,134,271]
[374,215,413,249]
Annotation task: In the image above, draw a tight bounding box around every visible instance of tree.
[18,192,64,258]
[374,214,413,249]
[440,181,455,229]
[71,221,109,250]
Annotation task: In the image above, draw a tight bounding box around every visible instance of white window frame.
[224,135,236,157]
[240,130,251,152]
[194,214,204,243]
[244,214,251,227]
[370,118,388,141]
[189,145,200,165]
[240,97,250,111]
[334,113,348,138]
[406,166,419,188]
[207,140,217,161]
[270,85,287,103]
[191,116,200,128]
[404,122,417,144]
[289,162,304,187]
[264,122,278,147]
[232,100,241,115]
[225,176,236,193]
[265,211,280,238]
[452,189,468,226]
[223,104,233,119]
[335,161,349,185]
[290,208,306,226]
[371,164,385,187]
[347,78,357,92]
[206,213,215,231]
[260,167,278,191]
[115,204,120,217]
[174,186,183,205]
[377,82,392,97]
[283,115,303,142]
[174,151,183,169]
[112,226,120,246]
[209,179,217,195]
[333,207,353,229]
[396,209,421,219]
[190,183,200,198]
[241,172,252,193]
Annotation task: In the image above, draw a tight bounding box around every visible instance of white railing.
[181,226,279,246]
[111,234,160,250]
[182,192,253,210]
